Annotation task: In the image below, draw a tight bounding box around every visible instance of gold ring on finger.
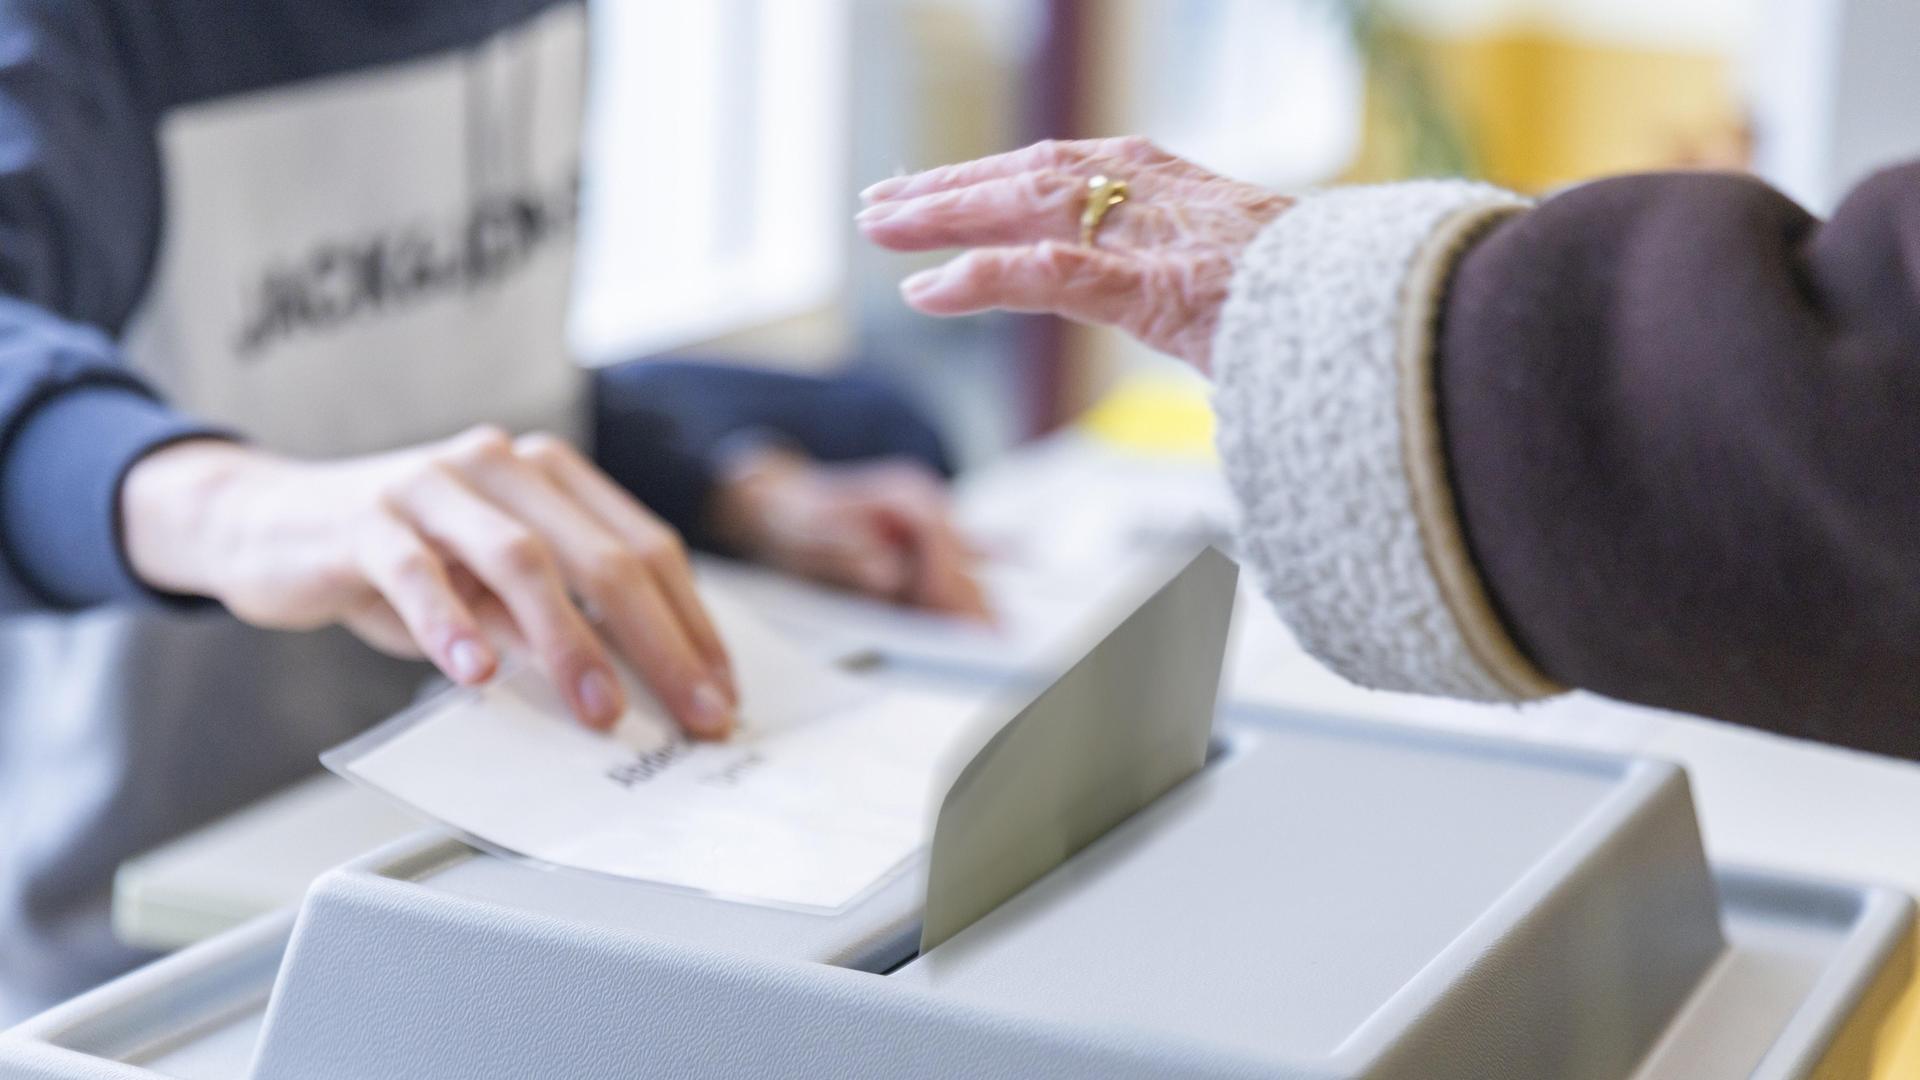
[1080,174,1130,247]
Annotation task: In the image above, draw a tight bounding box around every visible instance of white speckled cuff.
[1211,181,1562,702]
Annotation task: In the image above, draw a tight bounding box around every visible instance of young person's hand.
[858,136,1291,372]
[121,426,737,738]
[708,447,989,620]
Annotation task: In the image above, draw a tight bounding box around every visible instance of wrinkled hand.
[710,448,990,620]
[122,427,738,738]
[858,136,1291,373]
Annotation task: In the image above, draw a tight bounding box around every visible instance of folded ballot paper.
[324,589,984,911]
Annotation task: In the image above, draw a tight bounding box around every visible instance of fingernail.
[862,176,908,201]
[901,268,943,296]
[855,201,903,224]
[449,638,491,683]
[689,682,735,739]
[577,668,621,728]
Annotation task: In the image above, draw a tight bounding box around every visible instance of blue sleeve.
[0,0,587,610]
[0,5,228,611]
[589,360,954,552]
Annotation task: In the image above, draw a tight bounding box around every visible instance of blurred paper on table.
[696,553,1140,677]
[323,590,981,910]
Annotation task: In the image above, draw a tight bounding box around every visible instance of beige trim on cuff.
[1396,203,1565,700]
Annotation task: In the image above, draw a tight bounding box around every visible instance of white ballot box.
[3,715,1908,1079]
[3,550,1911,1079]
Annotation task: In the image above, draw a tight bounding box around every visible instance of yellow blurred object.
[1075,372,1217,460]
[1348,26,1746,193]
[1849,929,1920,1080]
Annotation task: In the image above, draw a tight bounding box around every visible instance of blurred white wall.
[1747,0,1920,213]
[1382,0,1749,49]
[1092,0,1363,190]
[570,0,851,365]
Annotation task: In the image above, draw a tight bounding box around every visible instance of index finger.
[516,434,735,697]
[862,136,1188,204]
[899,242,1148,323]
[396,466,626,730]
[458,446,733,739]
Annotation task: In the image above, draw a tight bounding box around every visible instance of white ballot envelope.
[328,549,1239,922]
[325,590,983,911]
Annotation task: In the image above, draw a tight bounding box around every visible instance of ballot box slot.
[877,945,922,976]
[1203,732,1234,767]
[374,834,476,884]
[868,731,1245,977]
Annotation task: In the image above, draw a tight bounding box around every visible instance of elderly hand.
[122,427,738,738]
[858,136,1291,373]
[709,447,990,620]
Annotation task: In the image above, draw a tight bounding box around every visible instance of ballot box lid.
[222,710,1909,1080]
[889,715,1717,1071]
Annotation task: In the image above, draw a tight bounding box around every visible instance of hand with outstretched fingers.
[859,136,1292,372]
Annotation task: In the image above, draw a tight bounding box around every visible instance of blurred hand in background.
[709,446,990,621]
